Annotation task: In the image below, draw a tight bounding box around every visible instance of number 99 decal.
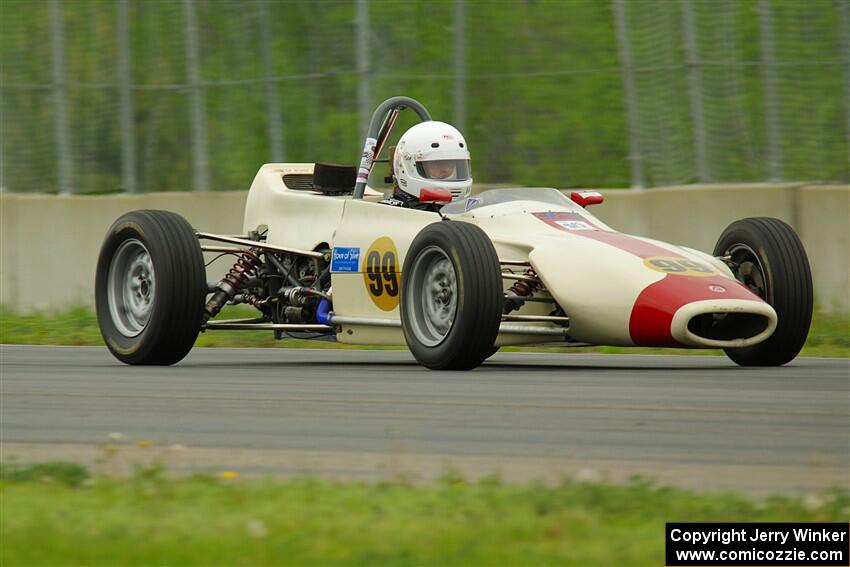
[643,256,716,277]
[363,236,400,311]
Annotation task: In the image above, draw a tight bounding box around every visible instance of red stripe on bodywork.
[533,212,682,258]
[532,211,763,346]
[575,229,682,259]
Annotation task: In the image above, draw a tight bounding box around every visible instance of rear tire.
[401,221,503,370]
[713,217,813,366]
[95,210,206,365]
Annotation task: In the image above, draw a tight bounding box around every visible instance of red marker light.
[570,190,604,207]
[419,188,453,203]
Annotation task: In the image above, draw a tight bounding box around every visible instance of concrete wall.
[795,185,850,314]
[2,184,848,313]
[1,192,247,312]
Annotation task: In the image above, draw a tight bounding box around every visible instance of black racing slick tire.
[95,210,206,365]
[713,217,813,367]
[401,221,503,370]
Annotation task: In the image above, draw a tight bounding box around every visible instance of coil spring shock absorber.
[504,269,540,314]
[204,251,262,322]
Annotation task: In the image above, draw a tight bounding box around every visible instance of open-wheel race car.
[96,96,813,370]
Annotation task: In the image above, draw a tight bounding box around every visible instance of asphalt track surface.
[1,345,848,495]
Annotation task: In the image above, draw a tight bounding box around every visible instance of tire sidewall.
[402,229,465,363]
[400,221,501,369]
[95,214,175,363]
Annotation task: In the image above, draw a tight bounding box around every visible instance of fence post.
[453,0,466,134]
[356,0,370,139]
[0,84,4,192]
[257,0,284,162]
[50,0,73,194]
[758,0,782,181]
[117,0,137,193]
[682,0,709,183]
[184,0,210,192]
[612,0,645,188]
[839,0,850,175]
[307,3,319,158]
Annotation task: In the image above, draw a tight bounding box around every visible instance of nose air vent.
[687,312,770,341]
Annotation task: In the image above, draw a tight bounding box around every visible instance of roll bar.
[353,96,432,199]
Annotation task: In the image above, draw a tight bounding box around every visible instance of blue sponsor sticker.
[331,247,360,272]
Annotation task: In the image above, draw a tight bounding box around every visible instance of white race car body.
[243,163,777,349]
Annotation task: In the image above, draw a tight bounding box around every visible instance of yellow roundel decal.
[643,256,716,277]
[363,236,400,311]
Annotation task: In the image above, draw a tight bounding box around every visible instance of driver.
[381,121,472,211]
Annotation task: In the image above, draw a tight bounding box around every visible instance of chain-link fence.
[1,0,848,194]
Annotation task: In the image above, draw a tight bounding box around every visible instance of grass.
[0,462,847,566]
[1,306,847,357]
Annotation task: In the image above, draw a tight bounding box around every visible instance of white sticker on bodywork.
[357,137,378,183]
[555,220,595,231]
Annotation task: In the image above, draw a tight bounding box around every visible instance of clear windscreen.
[415,159,471,181]
[440,187,583,215]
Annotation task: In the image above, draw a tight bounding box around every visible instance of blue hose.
[317,298,331,325]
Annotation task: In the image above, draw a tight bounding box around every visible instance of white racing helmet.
[393,121,472,201]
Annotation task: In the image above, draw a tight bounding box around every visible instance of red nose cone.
[419,188,453,203]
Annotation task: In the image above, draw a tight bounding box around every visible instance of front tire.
[401,221,503,370]
[713,217,813,366]
[95,210,206,365]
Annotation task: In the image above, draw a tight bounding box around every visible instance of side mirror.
[419,188,453,203]
[570,190,604,207]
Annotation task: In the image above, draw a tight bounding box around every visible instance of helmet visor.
[415,159,471,181]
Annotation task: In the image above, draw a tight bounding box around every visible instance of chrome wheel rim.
[406,246,458,347]
[107,239,155,337]
[727,243,767,299]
